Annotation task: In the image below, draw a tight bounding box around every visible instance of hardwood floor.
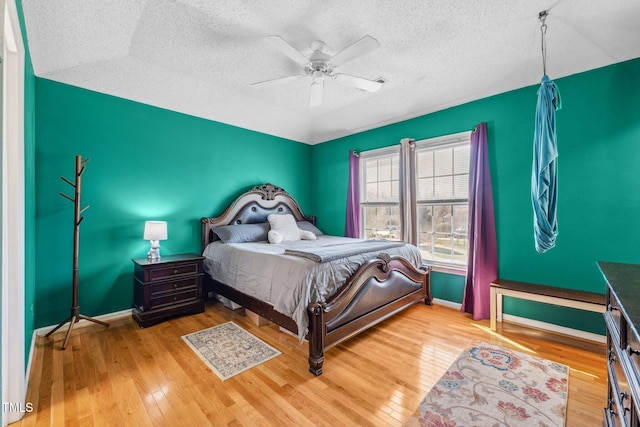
[13,302,607,426]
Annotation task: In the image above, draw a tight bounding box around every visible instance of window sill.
[424,263,467,276]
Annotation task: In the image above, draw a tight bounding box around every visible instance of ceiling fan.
[251,35,385,107]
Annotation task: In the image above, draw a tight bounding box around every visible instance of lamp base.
[147,240,161,260]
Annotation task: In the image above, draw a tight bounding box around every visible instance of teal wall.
[24,16,640,338]
[311,58,640,334]
[430,272,465,305]
[24,21,36,369]
[14,0,37,371]
[33,79,312,328]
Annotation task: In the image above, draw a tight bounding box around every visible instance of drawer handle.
[173,296,177,301]
[620,391,628,401]
[626,345,640,356]
[173,269,178,274]
[608,304,619,311]
[173,283,178,289]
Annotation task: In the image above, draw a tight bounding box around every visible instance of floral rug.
[404,342,568,427]
[181,321,281,381]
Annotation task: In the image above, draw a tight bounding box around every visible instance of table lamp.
[143,221,167,260]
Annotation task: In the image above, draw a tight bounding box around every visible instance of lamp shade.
[143,221,168,241]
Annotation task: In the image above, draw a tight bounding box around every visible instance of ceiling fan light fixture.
[254,34,385,106]
[309,79,324,107]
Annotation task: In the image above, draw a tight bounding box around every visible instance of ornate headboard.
[200,183,316,251]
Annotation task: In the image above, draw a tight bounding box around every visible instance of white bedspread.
[202,235,422,341]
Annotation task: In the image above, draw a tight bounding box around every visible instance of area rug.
[404,342,568,427]
[181,321,281,381]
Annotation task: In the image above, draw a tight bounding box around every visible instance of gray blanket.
[202,235,423,342]
[284,240,406,263]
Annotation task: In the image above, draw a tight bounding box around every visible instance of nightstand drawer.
[148,262,200,281]
[149,289,199,310]
[132,253,205,327]
[150,276,200,296]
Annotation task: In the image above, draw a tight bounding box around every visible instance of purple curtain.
[461,123,498,320]
[345,150,360,237]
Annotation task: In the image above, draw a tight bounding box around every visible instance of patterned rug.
[404,342,569,427]
[181,321,281,381]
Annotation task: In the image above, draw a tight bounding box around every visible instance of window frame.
[414,131,471,270]
[357,131,471,273]
[359,145,401,241]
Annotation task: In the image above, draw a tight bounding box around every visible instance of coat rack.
[46,155,109,349]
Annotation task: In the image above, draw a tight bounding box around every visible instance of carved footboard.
[307,254,431,376]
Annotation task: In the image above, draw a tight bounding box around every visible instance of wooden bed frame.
[200,183,432,375]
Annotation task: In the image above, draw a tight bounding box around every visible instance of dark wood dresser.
[599,261,640,426]
[132,253,205,327]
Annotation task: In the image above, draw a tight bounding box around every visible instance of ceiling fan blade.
[309,79,324,107]
[251,74,305,88]
[264,35,309,66]
[333,73,383,92]
[330,35,380,67]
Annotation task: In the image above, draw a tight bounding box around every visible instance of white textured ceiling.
[21,0,640,144]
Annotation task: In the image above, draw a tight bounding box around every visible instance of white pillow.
[267,214,316,244]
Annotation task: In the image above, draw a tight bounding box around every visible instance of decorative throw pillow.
[213,223,269,243]
[297,221,323,236]
[267,214,316,244]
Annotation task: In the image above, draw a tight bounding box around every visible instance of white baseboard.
[34,309,132,337]
[502,313,606,343]
[24,309,132,407]
[432,298,462,309]
[431,298,605,343]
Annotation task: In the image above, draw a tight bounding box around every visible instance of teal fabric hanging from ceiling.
[532,74,561,253]
[531,11,561,253]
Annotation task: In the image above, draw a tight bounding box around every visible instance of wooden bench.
[489,279,606,331]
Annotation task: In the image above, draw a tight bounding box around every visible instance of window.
[415,137,470,265]
[359,132,471,267]
[360,147,401,241]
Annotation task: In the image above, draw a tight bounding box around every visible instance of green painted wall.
[430,272,465,304]
[24,22,36,368]
[311,58,640,334]
[25,35,640,337]
[14,0,37,370]
[33,79,312,328]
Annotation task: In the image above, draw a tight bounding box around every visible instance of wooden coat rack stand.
[46,155,109,349]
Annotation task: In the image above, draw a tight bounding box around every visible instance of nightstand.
[132,253,205,327]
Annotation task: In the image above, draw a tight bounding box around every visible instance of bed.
[200,183,432,375]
